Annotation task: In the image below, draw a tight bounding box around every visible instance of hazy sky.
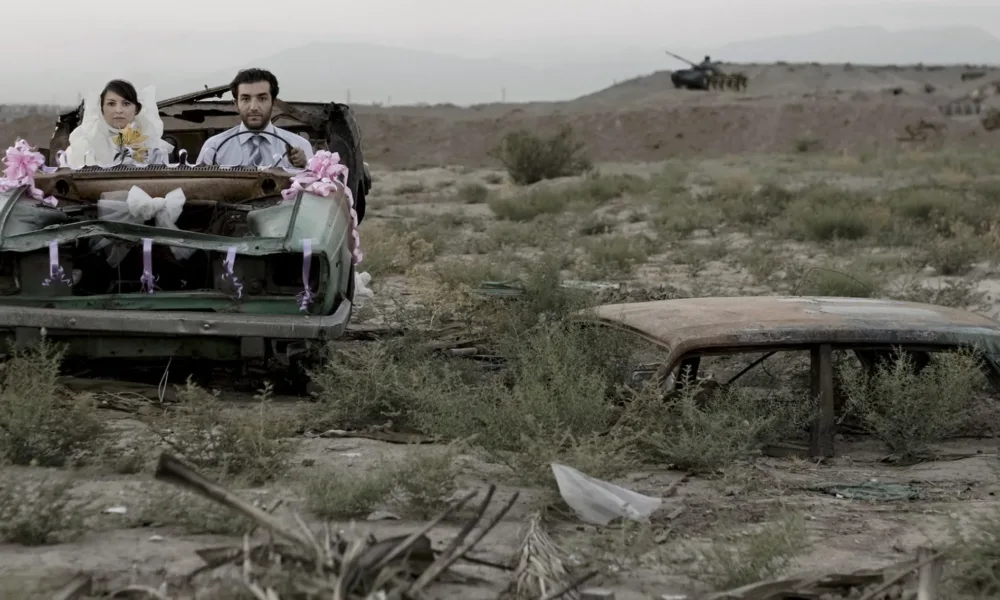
[21,0,1000,53]
[4,0,1000,104]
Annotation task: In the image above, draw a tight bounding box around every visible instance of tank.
[670,68,711,91]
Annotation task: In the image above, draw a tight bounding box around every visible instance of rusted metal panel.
[0,300,351,340]
[586,297,1000,360]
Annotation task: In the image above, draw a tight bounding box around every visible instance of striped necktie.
[249,134,265,166]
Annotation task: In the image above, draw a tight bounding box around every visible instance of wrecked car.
[0,84,372,375]
[580,295,1000,458]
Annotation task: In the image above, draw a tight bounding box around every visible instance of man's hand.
[288,147,307,168]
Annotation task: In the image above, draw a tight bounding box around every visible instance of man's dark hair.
[101,79,142,113]
[230,68,279,100]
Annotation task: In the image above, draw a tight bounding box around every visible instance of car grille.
[73,164,264,173]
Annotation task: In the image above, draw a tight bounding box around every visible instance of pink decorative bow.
[281,150,363,265]
[0,138,57,207]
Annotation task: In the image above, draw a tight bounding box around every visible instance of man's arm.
[196,135,220,165]
[294,133,314,160]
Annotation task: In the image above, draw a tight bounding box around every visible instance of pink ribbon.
[0,138,57,207]
[280,151,363,265]
[41,241,71,287]
[220,246,243,299]
[139,238,155,294]
[297,239,313,312]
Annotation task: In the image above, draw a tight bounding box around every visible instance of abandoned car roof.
[584,296,1000,354]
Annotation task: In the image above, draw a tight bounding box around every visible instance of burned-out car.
[580,296,1000,458]
[0,85,372,369]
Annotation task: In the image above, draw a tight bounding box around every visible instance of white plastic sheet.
[355,271,374,307]
[551,463,662,526]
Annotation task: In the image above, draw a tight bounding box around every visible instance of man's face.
[236,81,273,130]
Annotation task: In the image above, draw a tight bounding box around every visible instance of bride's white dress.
[62,85,174,168]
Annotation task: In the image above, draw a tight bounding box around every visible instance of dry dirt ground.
[2,63,1000,599]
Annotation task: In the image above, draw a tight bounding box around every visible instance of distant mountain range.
[6,25,1000,106]
[712,25,1000,65]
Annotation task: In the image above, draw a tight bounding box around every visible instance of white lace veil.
[63,85,174,168]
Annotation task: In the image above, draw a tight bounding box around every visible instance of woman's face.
[101,90,137,129]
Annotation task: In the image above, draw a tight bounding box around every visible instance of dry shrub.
[491,125,591,185]
[308,339,463,433]
[304,445,462,520]
[488,187,571,221]
[358,221,438,275]
[839,348,985,460]
[305,467,397,520]
[793,267,881,298]
[615,378,809,473]
[142,485,251,534]
[584,234,656,277]
[457,182,490,203]
[949,507,1000,596]
[697,512,808,589]
[0,339,105,467]
[0,477,85,545]
[150,380,298,484]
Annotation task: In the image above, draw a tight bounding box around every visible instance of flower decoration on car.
[112,124,149,164]
[0,138,57,207]
[282,150,362,265]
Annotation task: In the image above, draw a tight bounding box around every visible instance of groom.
[197,68,313,169]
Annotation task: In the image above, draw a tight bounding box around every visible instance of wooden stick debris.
[150,452,551,599]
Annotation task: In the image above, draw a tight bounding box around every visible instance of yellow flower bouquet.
[112,124,149,163]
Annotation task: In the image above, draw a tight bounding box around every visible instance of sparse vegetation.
[148,379,298,484]
[696,512,809,589]
[6,141,1000,597]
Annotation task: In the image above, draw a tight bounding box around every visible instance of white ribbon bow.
[124,186,194,260]
[94,185,194,264]
[127,185,185,226]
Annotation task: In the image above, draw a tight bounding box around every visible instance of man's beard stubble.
[241,109,271,131]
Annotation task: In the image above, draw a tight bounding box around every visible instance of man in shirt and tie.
[197,68,313,169]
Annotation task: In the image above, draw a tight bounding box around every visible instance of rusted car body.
[581,296,1000,457]
[0,85,372,364]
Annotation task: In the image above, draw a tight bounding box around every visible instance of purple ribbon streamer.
[41,240,71,287]
[297,239,314,312]
[221,246,243,299]
[139,238,155,294]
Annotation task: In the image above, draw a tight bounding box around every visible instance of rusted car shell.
[581,295,1000,458]
[582,296,1000,369]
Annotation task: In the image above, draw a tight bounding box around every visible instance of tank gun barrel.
[664,50,697,67]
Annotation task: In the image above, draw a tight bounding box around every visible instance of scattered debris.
[807,481,923,502]
[121,453,596,599]
[694,548,946,599]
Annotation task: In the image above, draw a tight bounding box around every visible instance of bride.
[62,79,174,168]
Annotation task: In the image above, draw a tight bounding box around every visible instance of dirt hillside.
[4,62,1000,169]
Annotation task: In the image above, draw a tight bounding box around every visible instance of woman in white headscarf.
[62,79,174,168]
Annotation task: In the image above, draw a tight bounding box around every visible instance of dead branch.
[150,452,545,599]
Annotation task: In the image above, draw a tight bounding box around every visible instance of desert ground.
[2,63,1000,599]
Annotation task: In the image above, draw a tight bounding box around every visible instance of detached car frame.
[579,296,1000,458]
[0,84,372,367]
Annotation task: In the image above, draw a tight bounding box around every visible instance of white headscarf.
[62,84,174,168]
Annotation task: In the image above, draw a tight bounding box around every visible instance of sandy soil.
[2,62,1000,598]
